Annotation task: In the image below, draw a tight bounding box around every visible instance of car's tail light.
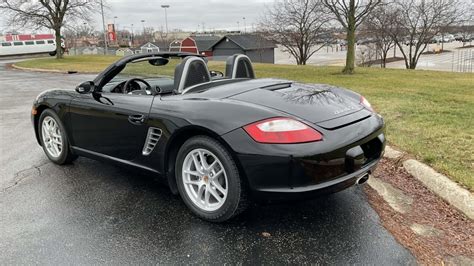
[360,96,373,111]
[243,117,323,144]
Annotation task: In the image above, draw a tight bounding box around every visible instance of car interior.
[103,54,255,96]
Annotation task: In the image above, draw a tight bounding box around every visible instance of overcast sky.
[1,0,275,34]
[105,0,274,31]
[2,0,472,34]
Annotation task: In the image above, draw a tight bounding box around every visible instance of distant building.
[192,35,220,56]
[180,37,198,53]
[139,42,161,53]
[5,34,54,41]
[209,34,276,63]
[167,35,220,56]
[116,48,134,56]
[169,40,181,52]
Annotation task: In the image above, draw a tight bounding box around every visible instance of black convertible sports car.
[32,52,385,222]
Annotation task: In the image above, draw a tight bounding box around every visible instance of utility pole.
[100,0,108,55]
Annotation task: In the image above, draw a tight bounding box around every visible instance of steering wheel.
[122,78,154,94]
[210,70,224,78]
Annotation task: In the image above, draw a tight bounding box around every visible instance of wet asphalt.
[0,59,415,264]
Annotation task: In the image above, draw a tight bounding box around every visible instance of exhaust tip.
[356,174,369,185]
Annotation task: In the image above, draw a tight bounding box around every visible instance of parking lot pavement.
[0,60,415,264]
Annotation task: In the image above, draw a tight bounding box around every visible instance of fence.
[451,49,473,73]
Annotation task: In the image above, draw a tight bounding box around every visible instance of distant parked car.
[403,38,416,46]
[443,34,455,43]
[357,38,374,45]
[337,39,347,46]
[454,33,464,42]
[461,35,472,43]
[430,36,443,44]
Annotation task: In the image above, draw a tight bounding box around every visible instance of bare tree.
[459,26,474,47]
[260,0,330,65]
[357,43,377,67]
[0,0,99,59]
[363,3,396,68]
[458,2,474,47]
[322,0,382,73]
[63,22,96,53]
[390,0,461,69]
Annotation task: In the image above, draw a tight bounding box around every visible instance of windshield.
[102,58,183,93]
[111,58,182,82]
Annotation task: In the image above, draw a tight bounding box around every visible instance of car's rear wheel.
[176,136,247,222]
[39,109,77,164]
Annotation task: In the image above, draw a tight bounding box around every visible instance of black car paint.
[32,52,385,200]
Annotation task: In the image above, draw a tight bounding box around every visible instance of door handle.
[128,114,145,125]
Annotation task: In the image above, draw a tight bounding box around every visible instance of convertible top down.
[32,52,385,222]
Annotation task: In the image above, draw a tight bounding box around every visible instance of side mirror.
[75,81,94,94]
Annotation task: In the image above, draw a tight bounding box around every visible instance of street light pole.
[131,24,134,46]
[114,16,118,32]
[100,0,108,55]
[161,5,170,37]
[141,19,146,42]
[242,17,246,34]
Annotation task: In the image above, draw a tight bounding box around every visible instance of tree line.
[1,0,471,73]
[260,0,470,73]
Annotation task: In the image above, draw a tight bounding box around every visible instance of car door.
[68,91,155,161]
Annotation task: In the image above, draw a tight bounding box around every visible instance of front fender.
[32,89,74,146]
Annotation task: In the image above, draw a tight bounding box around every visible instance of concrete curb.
[11,64,97,74]
[403,159,474,220]
[367,177,413,214]
[383,146,405,160]
[11,64,68,74]
[381,146,473,220]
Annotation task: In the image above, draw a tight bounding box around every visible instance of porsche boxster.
[32,52,385,222]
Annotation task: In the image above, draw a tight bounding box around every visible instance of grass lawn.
[15,55,474,190]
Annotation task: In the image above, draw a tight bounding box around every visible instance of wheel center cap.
[203,175,209,183]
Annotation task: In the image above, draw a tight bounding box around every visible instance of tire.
[175,136,248,222]
[38,109,78,164]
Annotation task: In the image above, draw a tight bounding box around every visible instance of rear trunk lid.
[230,82,368,127]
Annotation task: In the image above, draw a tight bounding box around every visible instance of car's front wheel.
[38,109,77,164]
[176,136,247,222]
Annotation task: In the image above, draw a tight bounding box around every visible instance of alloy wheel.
[182,148,228,211]
[41,116,63,158]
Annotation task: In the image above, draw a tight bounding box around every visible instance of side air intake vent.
[142,127,162,156]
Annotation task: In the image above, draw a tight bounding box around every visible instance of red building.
[169,35,220,56]
[180,37,198,53]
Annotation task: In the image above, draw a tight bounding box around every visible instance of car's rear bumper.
[221,114,385,201]
[244,159,379,201]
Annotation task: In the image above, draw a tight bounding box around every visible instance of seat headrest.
[225,54,255,79]
[174,56,211,93]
